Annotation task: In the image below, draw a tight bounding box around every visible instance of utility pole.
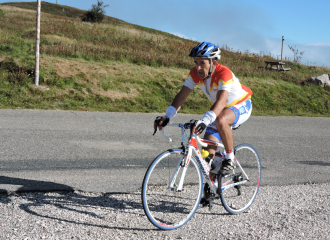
[34,0,41,86]
[56,0,58,4]
[281,36,284,63]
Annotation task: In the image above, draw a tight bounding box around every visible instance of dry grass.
[0,3,329,116]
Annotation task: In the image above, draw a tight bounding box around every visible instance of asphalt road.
[0,109,329,193]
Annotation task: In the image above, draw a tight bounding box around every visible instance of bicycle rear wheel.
[141,149,203,230]
[219,144,261,214]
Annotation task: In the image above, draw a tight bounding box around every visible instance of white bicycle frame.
[162,123,249,195]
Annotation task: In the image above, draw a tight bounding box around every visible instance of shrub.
[81,0,109,23]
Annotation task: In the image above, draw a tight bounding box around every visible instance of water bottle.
[201,149,212,163]
[201,149,214,172]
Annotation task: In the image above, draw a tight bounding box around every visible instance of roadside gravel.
[0,182,329,240]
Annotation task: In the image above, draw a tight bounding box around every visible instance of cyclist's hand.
[153,116,169,135]
[193,120,206,135]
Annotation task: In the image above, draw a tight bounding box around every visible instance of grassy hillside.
[0,2,329,116]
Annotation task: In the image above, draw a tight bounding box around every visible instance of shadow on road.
[0,176,74,194]
[297,161,330,167]
[0,176,152,231]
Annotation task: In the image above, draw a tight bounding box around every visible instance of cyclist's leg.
[231,99,252,129]
[214,99,253,147]
[203,133,219,158]
[203,128,226,172]
[202,133,218,177]
[213,108,236,152]
[199,130,220,207]
[215,99,252,173]
[204,114,234,177]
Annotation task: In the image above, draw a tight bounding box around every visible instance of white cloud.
[304,42,330,47]
[107,0,330,67]
[297,43,330,67]
[170,32,197,41]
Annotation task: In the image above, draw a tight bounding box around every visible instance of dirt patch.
[38,56,187,100]
[44,35,77,45]
[95,88,138,100]
[0,5,35,14]
[116,25,166,41]
[39,56,139,100]
[118,26,141,36]
[40,56,103,78]
[242,77,276,86]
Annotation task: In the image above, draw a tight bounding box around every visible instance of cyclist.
[154,41,253,176]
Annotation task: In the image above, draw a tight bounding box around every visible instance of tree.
[82,0,109,23]
[288,45,305,63]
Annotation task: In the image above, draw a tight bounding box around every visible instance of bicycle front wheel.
[219,144,261,214]
[141,149,203,230]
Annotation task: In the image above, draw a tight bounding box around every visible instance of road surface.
[0,109,329,193]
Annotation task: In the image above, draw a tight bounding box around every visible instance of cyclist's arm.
[170,86,193,111]
[157,86,192,130]
[210,66,233,116]
[192,90,228,135]
[210,90,228,116]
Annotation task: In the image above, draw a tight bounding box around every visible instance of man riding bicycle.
[155,41,253,181]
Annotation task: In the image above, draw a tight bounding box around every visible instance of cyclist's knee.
[215,116,233,130]
[216,110,235,126]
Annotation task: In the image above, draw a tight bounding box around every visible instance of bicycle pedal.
[234,185,242,196]
[208,200,213,211]
[214,194,220,199]
[200,197,209,207]
[202,202,209,207]
[219,172,230,177]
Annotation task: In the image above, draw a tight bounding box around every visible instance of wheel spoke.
[219,144,261,214]
[142,149,203,230]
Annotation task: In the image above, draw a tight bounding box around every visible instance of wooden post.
[281,36,284,63]
[34,0,41,86]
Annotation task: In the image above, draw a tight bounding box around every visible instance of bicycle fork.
[168,153,188,192]
[168,147,205,192]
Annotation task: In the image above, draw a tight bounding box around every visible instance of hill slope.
[0,2,329,116]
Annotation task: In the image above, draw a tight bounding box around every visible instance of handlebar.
[160,122,208,147]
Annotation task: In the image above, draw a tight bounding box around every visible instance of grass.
[0,2,329,116]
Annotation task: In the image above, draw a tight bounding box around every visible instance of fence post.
[34,0,41,86]
[281,36,284,63]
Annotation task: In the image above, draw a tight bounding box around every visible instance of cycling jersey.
[183,64,252,107]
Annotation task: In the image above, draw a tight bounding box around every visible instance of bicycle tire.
[141,149,203,230]
[219,144,261,214]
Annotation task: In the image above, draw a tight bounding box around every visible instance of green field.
[0,2,329,116]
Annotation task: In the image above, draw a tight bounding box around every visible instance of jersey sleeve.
[217,68,234,93]
[183,75,196,89]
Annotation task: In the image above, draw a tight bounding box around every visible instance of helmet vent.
[200,50,207,55]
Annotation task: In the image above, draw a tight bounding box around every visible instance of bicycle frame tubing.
[186,135,218,193]
[163,122,249,195]
[163,123,224,194]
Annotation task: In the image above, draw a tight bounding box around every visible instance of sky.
[1,0,330,67]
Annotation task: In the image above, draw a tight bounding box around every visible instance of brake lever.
[153,116,162,135]
[153,126,158,135]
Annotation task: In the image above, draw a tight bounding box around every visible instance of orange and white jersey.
[183,64,252,107]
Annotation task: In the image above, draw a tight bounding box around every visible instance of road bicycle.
[141,120,262,230]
